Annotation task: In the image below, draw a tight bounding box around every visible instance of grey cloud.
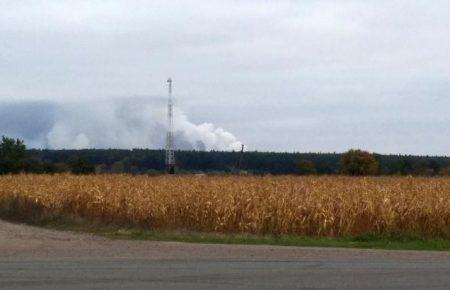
[0,98,241,150]
[0,1,449,154]
[0,101,58,147]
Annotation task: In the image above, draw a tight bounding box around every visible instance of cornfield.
[0,174,449,238]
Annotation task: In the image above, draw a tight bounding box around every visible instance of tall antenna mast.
[166,77,175,174]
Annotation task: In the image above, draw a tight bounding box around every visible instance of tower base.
[167,164,175,174]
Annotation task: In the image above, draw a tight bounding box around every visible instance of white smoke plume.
[45,97,242,151]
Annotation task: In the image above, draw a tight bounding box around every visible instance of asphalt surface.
[1,220,449,289]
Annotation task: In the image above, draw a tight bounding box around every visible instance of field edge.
[102,228,450,251]
[5,215,449,251]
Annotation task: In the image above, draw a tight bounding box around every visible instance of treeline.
[2,136,450,175]
[24,148,450,176]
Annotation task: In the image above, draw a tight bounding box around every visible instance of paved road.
[1,220,449,289]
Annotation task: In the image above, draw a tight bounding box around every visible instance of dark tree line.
[1,136,450,176]
[24,148,450,176]
[0,136,26,174]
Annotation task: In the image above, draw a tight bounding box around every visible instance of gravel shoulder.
[1,219,448,260]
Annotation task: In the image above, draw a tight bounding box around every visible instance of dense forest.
[2,136,450,176]
[24,148,450,176]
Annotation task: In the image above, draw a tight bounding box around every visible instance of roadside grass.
[102,228,450,251]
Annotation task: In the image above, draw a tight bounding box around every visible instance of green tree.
[439,166,450,176]
[399,159,413,175]
[412,160,435,176]
[68,158,95,175]
[0,136,26,174]
[428,159,441,175]
[340,149,379,176]
[297,160,316,175]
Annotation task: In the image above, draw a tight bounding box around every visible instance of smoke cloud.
[1,99,242,151]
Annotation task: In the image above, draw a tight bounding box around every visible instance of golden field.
[0,174,449,238]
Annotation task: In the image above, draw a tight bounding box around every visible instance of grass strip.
[43,218,450,251]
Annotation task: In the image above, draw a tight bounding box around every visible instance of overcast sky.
[1,0,450,154]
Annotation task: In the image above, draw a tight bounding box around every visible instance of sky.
[1,0,450,155]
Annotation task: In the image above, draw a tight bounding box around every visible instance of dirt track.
[1,219,450,289]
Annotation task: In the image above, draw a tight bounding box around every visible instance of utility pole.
[236,144,244,171]
[165,78,175,174]
[233,144,245,173]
